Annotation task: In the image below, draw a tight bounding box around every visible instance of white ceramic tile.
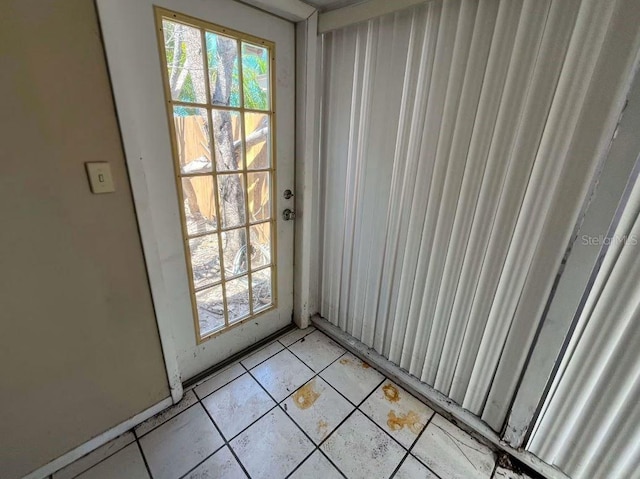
[139,403,224,479]
[320,352,385,405]
[230,408,314,479]
[361,380,434,448]
[240,341,284,369]
[279,326,316,347]
[494,465,535,479]
[74,443,149,479]
[289,330,346,372]
[251,349,315,401]
[290,451,342,479]
[185,446,247,479]
[321,410,405,479]
[194,363,245,399]
[53,432,135,479]
[202,373,275,439]
[394,455,438,479]
[412,414,496,479]
[135,390,198,437]
[283,377,354,444]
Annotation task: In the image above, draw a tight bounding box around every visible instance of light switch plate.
[85,162,115,194]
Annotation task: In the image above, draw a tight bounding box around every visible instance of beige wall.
[0,1,170,477]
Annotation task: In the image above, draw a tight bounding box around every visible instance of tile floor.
[51,327,535,479]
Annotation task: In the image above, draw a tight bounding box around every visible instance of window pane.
[247,171,270,222]
[250,222,271,270]
[163,20,207,104]
[189,235,221,289]
[212,109,243,171]
[221,227,248,278]
[241,42,269,110]
[206,32,240,107]
[174,107,212,174]
[182,177,217,235]
[217,173,246,228]
[226,276,250,323]
[252,268,272,313]
[196,285,225,335]
[245,113,270,169]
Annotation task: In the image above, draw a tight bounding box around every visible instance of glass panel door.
[157,13,276,342]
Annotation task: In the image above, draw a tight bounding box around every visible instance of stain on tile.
[317,419,329,438]
[340,357,371,369]
[293,378,321,409]
[383,383,400,402]
[372,440,390,459]
[361,381,433,448]
[387,410,423,434]
[284,377,353,444]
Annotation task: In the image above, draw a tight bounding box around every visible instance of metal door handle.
[283,209,296,221]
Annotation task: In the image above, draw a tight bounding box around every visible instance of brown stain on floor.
[382,383,400,402]
[339,357,372,369]
[317,419,329,438]
[293,379,320,409]
[387,410,424,434]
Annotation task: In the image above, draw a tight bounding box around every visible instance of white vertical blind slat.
[373,2,440,353]
[417,0,499,385]
[385,0,461,360]
[432,0,523,394]
[448,0,552,404]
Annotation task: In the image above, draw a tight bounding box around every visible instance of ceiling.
[304,0,364,12]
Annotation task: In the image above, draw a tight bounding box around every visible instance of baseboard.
[311,315,569,479]
[22,397,173,479]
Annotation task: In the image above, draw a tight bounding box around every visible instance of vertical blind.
[318,0,630,432]
[527,173,640,479]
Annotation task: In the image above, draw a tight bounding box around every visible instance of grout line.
[176,443,227,479]
[316,447,349,479]
[389,412,442,479]
[241,364,320,475]
[135,438,154,479]
[194,403,253,479]
[60,434,137,479]
[195,369,248,402]
[277,344,352,479]
[282,447,318,479]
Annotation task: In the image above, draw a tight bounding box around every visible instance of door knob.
[283,209,296,221]
[283,189,294,200]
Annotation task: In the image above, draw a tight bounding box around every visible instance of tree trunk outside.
[212,36,246,274]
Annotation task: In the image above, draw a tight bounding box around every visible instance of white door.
[97,0,295,381]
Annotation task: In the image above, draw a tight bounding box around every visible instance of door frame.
[96,0,320,402]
